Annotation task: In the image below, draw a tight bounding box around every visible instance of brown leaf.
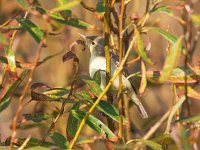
[63,51,79,62]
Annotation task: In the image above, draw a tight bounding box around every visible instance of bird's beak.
[78,33,86,40]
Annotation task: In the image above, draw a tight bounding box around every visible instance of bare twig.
[80,1,96,12]
[9,32,46,150]
[40,71,78,144]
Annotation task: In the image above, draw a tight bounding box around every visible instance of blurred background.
[0,0,200,149]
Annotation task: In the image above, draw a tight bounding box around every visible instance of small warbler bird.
[80,34,148,118]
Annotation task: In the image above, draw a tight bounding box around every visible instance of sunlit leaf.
[16,0,29,9]
[49,132,69,149]
[67,103,79,137]
[23,113,53,122]
[57,0,68,5]
[126,139,163,150]
[35,6,93,29]
[71,110,118,142]
[139,61,147,95]
[191,14,200,26]
[43,88,69,99]
[16,18,44,43]
[80,75,102,96]
[51,0,80,13]
[0,70,29,113]
[134,28,154,65]
[4,46,17,72]
[179,86,200,100]
[0,32,8,44]
[56,0,70,18]
[159,36,182,82]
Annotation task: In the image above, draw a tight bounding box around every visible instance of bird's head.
[79,33,105,57]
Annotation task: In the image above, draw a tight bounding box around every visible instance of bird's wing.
[110,50,137,94]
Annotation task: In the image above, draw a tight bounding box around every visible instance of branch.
[69,35,136,149]
[80,1,96,12]
[118,0,125,140]
[9,32,45,150]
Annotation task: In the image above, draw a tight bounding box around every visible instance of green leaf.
[176,115,200,123]
[150,6,173,16]
[134,28,154,65]
[4,46,17,72]
[180,127,191,150]
[57,0,68,5]
[17,123,46,129]
[152,134,173,144]
[67,103,79,137]
[76,91,127,124]
[35,6,93,29]
[71,110,118,142]
[48,132,69,149]
[0,70,29,113]
[145,27,177,44]
[23,113,53,122]
[96,1,106,14]
[159,36,183,82]
[191,14,200,26]
[16,18,44,43]
[51,0,80,13]
[98,100,127,124]
[127,139,163,150]
[51,13,92,29]
[0,32,8,44]
[43,88,69,99]
[93,70,101,85]
[16,0,29,9]
[17,138,55,147]
[81,75,102,96]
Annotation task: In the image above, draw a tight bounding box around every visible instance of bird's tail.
[127,88,148,118]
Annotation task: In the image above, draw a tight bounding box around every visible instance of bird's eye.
[91,41,96,45]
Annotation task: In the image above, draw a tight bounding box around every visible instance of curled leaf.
[63,51,79,62]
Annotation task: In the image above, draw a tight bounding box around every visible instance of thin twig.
[143,110,170,140]
[80,1,96,12]
[145,0,150,13]
[40,72,78,144]
[131,110,170,150]
[9,33,46,150]
[69,36,136,149]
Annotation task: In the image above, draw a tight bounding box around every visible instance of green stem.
[103,0,115,131]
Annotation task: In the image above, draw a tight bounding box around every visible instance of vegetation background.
[0,0,200,149]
